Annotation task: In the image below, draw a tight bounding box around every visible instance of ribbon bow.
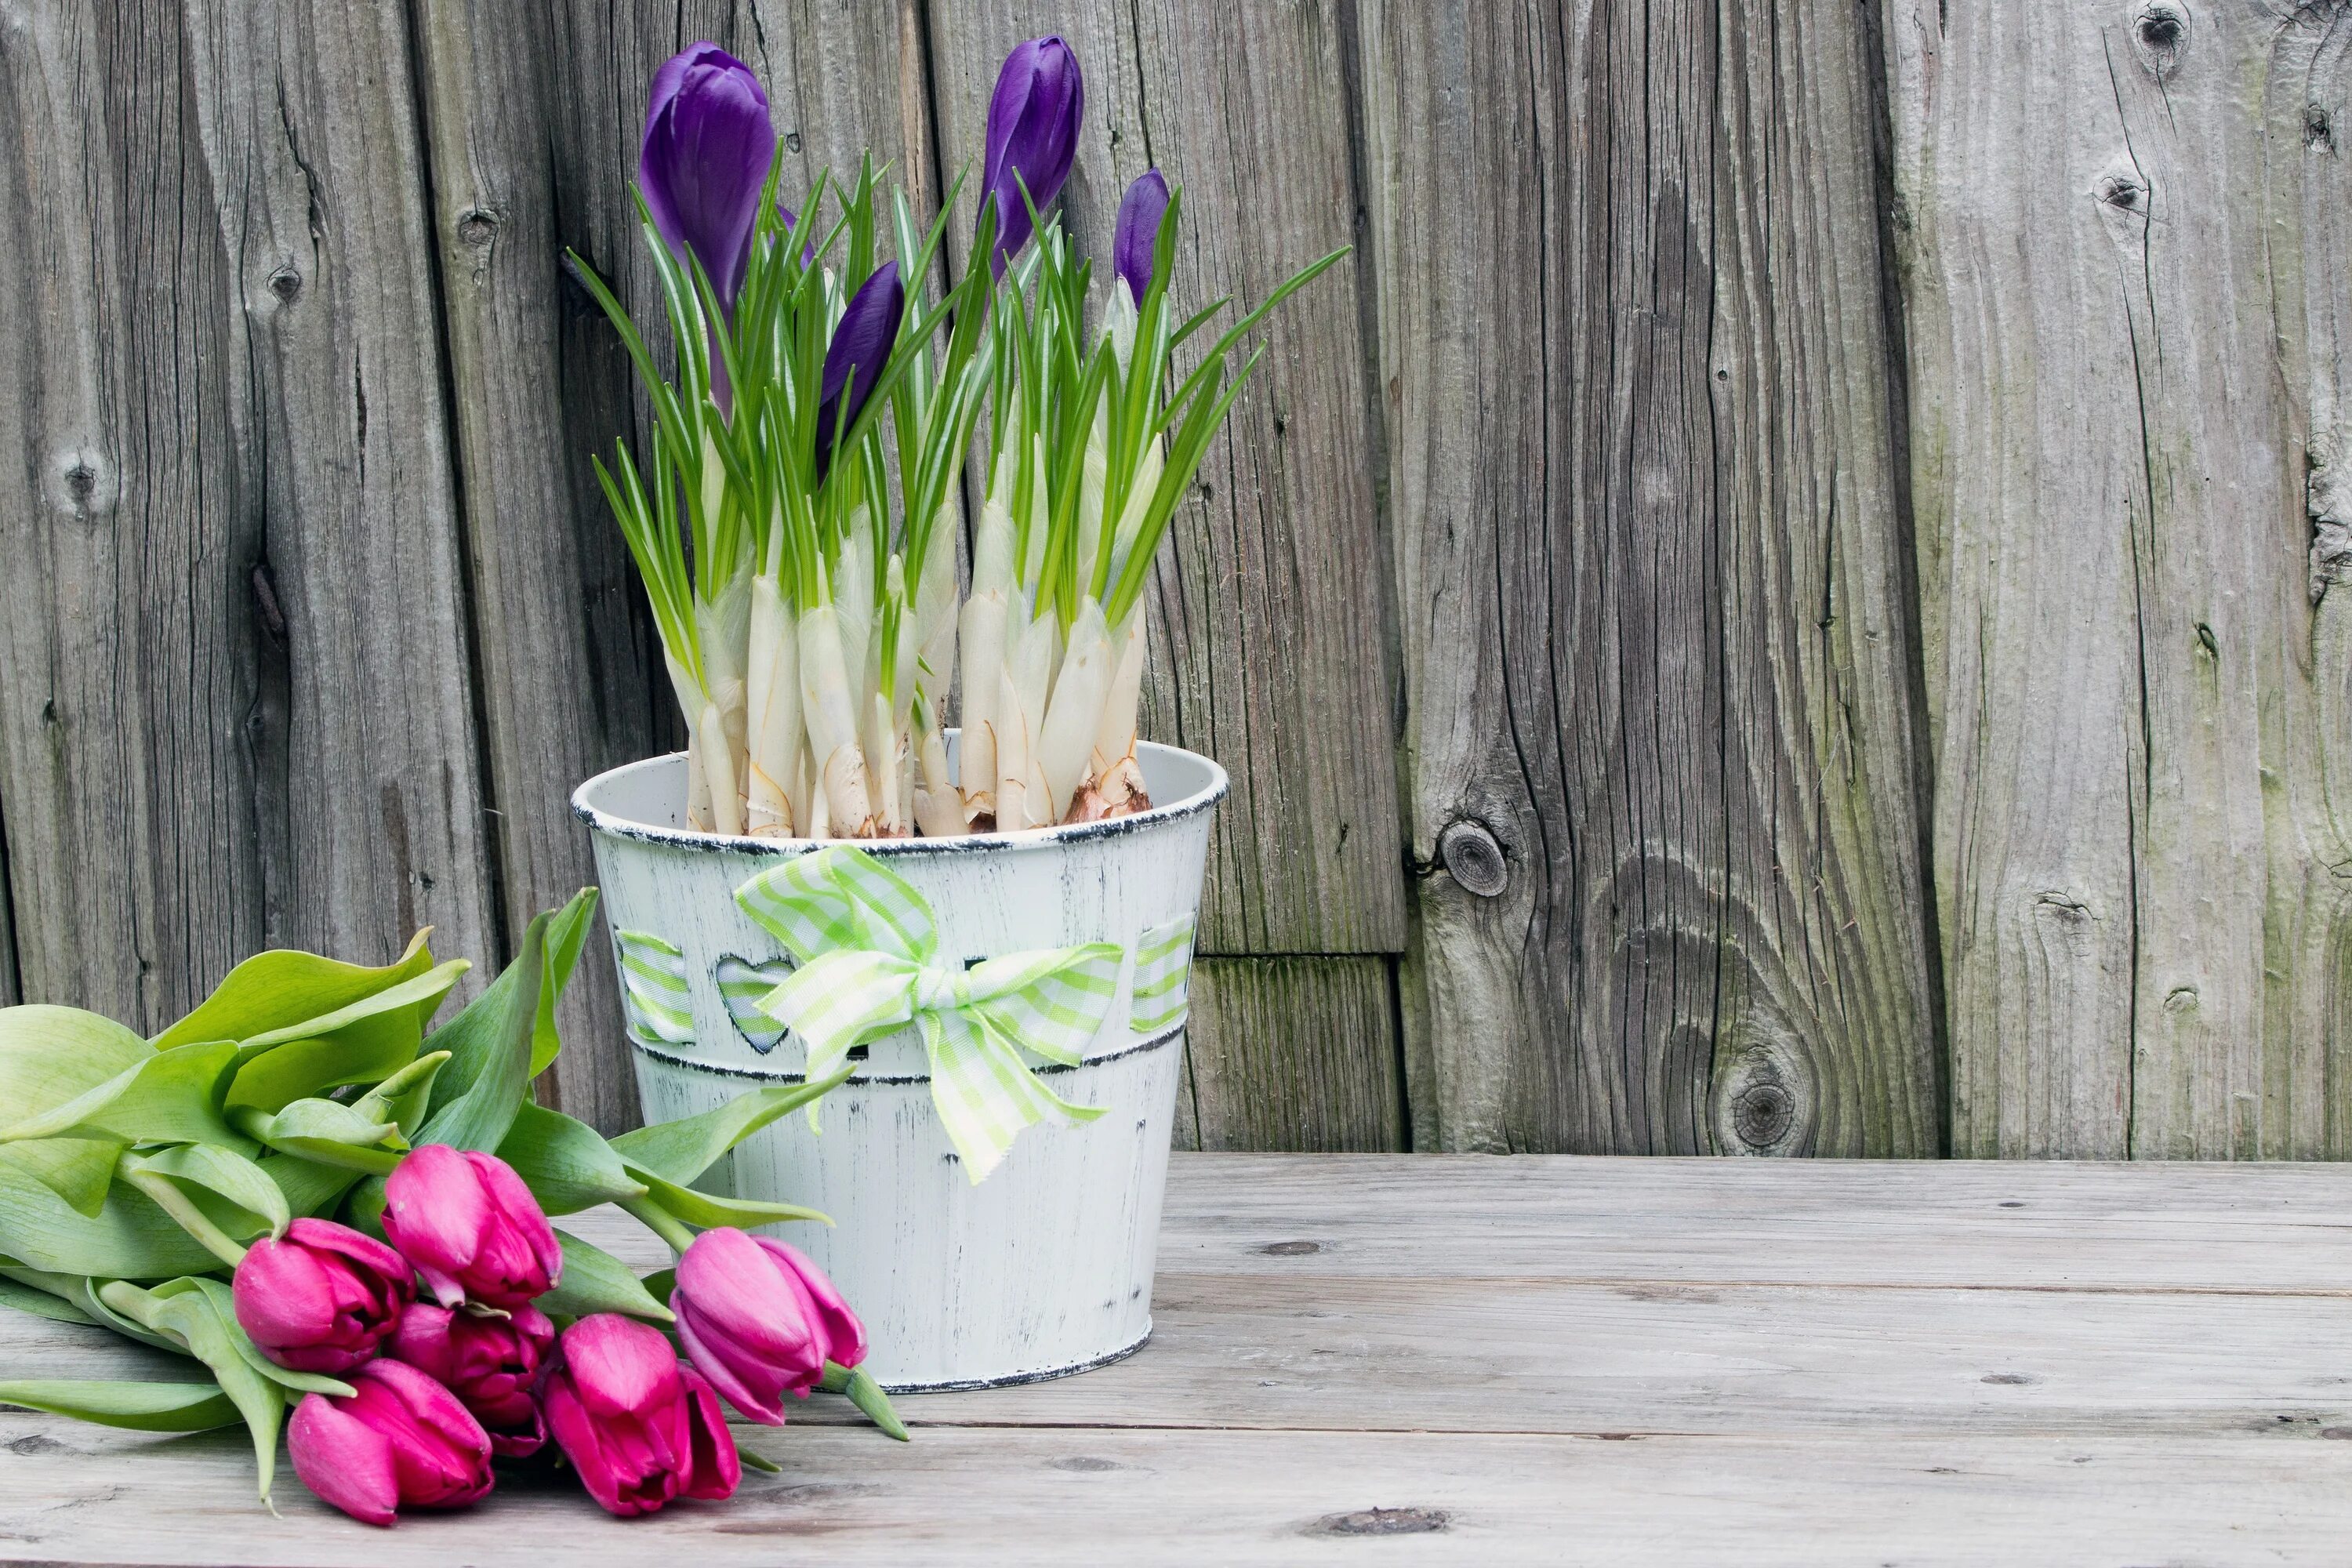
[735,845,1120,1181]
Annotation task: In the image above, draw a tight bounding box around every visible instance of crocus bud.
[981,35,1083,269]
[641,42,776,310]
[288,1358,494,1527]
[671,1228,867,1424]
[543,1314,741,1517]
[1113,169,1171,303]
[381,1145,561,1309]
[232,1218,414,1374]
[387,1301,556,1457]
[813,260,905,482]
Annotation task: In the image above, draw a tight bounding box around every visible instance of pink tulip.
[386,1301,555,1457]
[288,1358,494,1526]
[381,1145,561,1308]
[543,1314,740,1516]
[672,1228,866,1424]
[232,1218,414,1374]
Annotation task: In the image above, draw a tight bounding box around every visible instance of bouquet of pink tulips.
[0,890,901,1526]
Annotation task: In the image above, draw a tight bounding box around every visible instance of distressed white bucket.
[572,737,1223,1391]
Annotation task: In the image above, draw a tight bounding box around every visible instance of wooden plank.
[1887,0,2352,1154]
[1362,0,1939,1152]
[924,1,1407,958]
[408,1,941,1131]
[1183,957,1403,1151]
[0,0,495,1033]
[4,1421,2348,1568]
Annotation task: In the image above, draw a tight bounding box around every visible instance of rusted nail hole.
[1308,1507,1450,1537]
[268,266,303,303]
[1259,1240,1320,1256]
[1982,1372,2035,1385]
[1439,819,1508,897]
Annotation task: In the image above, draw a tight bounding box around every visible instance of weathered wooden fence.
[1,0,2343,1157]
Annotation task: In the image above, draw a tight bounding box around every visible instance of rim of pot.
[571,736,1230,858]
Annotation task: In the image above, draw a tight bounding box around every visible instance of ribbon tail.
[923,1014,1105,1184]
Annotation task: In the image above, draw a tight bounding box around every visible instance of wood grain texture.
[0,0,496,1032]
[924,1,1406,958]
[1364,0,1940,1155]
[12,1157,2352,1563]
[1178,957,1403,1151]
[1889,0,2352,1156]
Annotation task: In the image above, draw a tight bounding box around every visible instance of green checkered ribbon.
[615,931,695,1046]
[1130,914,1196,1034]
[737,846,1120,1181]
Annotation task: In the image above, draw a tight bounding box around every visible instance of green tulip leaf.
[539,1229,673,1323]
[0,1272,97,1326]
[223,960,470,1115]
[107,1279,289,1499]
[0,1007,154,1123]
[629,1165,830,1231]
[0,1038,245,1150]
[0,1378,241,1433]
[169,1277,354,1398]
[498,1102,647,1215]
[355,1050,449,1140]
[127,1143,291,1239]
[154,927,439,1051]
[237,1098,403,1175]
[416,895,595,1154]
[609,1067,853,1185]
[339,1176,390,1240]
[0,1149,224,1278]
[5,1137,126,1218]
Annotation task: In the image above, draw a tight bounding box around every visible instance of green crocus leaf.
[154,927,440,1051]
[608,1068,852,1185]
[0,1149,223,1278]
[0,1038,245,1150]
[223,960,470,1115]
[0,1379,241,1433]
[538,1229,673,1323]
[0,1007,152,1131]
[629,1165,829,1231]
[5,1137,126,1218]
[498,1103,646,1216]
[126,1143,291,1240]
[0,1272,98,1325]
[105,1279,289,1501]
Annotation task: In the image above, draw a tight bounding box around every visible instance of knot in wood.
[53,448,113,518]
[1308,1507,1450,1537]
[456,208,500,247]
[267,265,302,303]
[1439,820,1508,897]
[1258,1240,1321,1256]
[2096,172,2147,214]
[1732,1079,1795,1149]
[2132,4,2186,77]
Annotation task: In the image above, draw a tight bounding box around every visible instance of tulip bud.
[543,1314,741,1516]
[231,1218,414,1374]
[981,36,1083,270]
[288,1358,495,1526]
[814,260,906,483]
[381,1145,561,1309]
[672,1228,866,1424]
[640,42,776,310]
[1113,169,1171,304]
[387,1301,556,1457]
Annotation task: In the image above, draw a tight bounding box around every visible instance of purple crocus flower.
[1112,169,1169,303]
[640,44,776,311]
[981,37,1083,271]
[814,260,905,481]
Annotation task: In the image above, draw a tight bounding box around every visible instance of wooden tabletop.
[5,1153,2350,1564]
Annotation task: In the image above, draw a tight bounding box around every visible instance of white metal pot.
[572,737,1223,1391]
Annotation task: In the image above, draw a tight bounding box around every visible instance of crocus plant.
[575,36,1344,838]
[0,890,898,1526]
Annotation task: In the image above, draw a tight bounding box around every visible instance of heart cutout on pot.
[716,953,796,1053]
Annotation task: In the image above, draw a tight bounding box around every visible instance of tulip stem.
[619,1195,700,1256]
[821,1361,909,1442]
[122,1168,249,1269]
